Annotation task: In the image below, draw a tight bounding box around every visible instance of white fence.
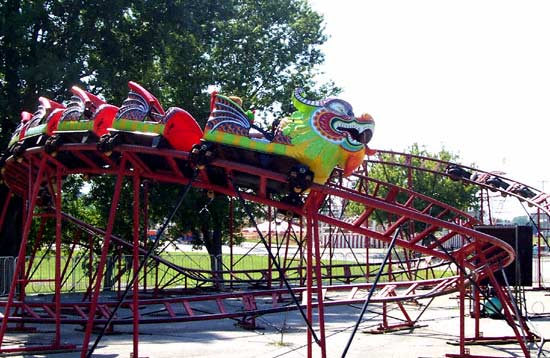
[321,233,388,249]
[321,232,465,250]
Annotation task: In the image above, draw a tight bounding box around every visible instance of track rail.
[1,144,516,271]
[0,143,538,357]
[367,149,550,217]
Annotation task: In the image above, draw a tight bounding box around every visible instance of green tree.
[0,0,336,270]
[511,215,530,226]
[0,0,115,141]
[1,0,335,144]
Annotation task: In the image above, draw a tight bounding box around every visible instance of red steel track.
[0,143,544,357]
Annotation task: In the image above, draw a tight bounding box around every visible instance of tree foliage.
[0,0,334,145]
[0,0,335,255]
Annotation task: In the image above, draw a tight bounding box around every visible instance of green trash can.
[482,296,502,318]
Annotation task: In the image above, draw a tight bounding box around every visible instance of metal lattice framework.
[0,143,546,358]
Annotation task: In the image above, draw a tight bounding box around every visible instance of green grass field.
[16,251,455,294]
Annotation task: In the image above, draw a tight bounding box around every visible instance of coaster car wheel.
[44,135,63,155]
[288,165,313,194]
[97,133,120,155]
[12,143,26,162]
[189,142,215,170]
[96,134,110,152]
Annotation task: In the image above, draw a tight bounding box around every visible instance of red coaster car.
[97,81,203,153]
[0,111,33,169]
[6,111,32,151]
[46,86,119,153]
[12,97,65,157]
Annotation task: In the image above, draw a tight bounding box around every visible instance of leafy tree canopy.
[0,0,336,254]
[0,0,335,145]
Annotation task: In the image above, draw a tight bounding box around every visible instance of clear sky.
[309,0,550,192]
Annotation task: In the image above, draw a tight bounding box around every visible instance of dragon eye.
[326,100,354,117]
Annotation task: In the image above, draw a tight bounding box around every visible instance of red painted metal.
[459,251,466,356]
[80,159,126,358]
[312,215,327,358]
[54,165,62,346]
[0,156,77,353]
[306,215,314,358]
[132,173,141,358]
[306,191,328,357]
[0,144,545,357]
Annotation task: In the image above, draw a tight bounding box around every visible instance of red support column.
[306,216,313,358]
[0,156,47,349]
[473,285,481,340]
[312,215,327,358]
[304,191,327,358]
[132,174,140,358]
[54,166,62,346]
[382,302,388,329]
[444,251,468,358]
[80,158,127,358]
[327,222,333,286]
[142,180,149,292]
[366,236,370,282]
[299,218,305,286]
[458,252,466,357]
[268,214,273,289]
[88,234,93,296]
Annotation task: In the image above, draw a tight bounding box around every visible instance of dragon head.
[286,89,375,179]
[293,89,374,153]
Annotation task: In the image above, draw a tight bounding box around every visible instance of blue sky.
[309,0,550,192]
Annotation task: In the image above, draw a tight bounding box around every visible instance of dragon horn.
[294,88,323,107]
